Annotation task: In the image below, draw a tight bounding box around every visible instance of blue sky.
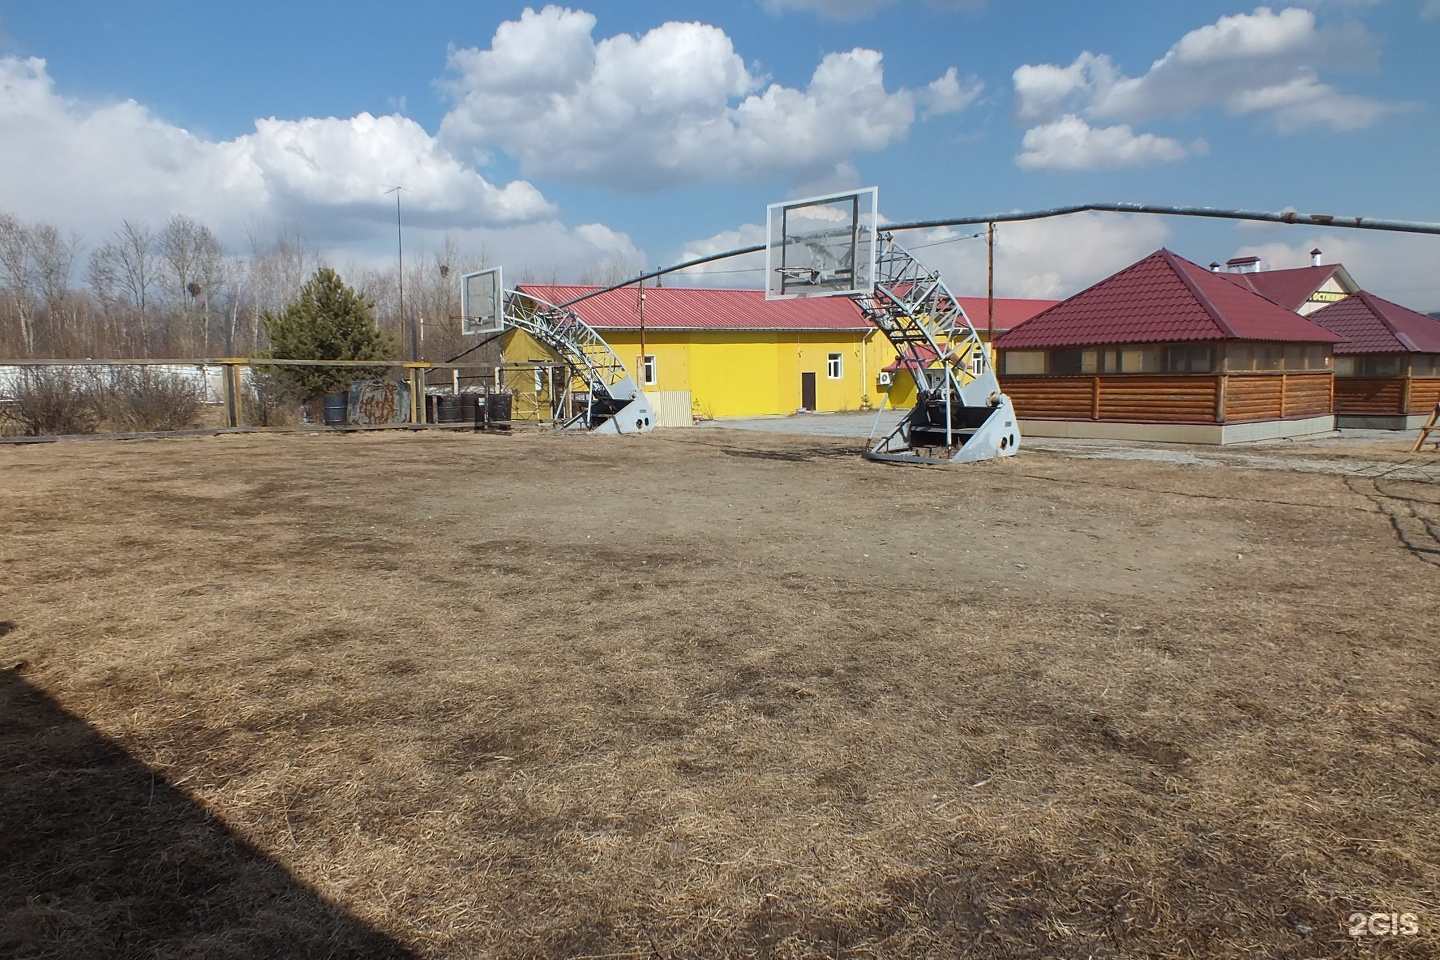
[1,0,1438,310]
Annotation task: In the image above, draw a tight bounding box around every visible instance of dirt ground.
[2,426,1438,959]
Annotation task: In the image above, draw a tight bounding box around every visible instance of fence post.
[219,359,245,428]
[405,363,429,424]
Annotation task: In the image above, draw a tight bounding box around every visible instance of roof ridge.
[1163,249,1238,339]
[1357,290,1420,352]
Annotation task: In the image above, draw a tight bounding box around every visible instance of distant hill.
[1430,311,1440,321]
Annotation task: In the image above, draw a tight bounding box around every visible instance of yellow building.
[505,285,895,422]
[499,285,1061,424]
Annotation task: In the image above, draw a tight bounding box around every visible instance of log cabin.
[1305,290,1440,429]
[994,249,1344,444]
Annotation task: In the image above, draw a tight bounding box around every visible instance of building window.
[827,353,843,379]
[533,366,544,395]
[1049,348,1087,374]
[1163,345,1215,374]
[1336,354,1403,378]
[1002,351,1045,375]
[1229,343,1331,373]
[1411,355,1440,377]
[639,354,657,387]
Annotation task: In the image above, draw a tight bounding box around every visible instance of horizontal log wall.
[1097,376,1217,422]
[1408,377,1440,414]
[1002,377,1096,420]
[1335,378,1405,416]
[1224,373,1332,422]
[1003,376,1218,423]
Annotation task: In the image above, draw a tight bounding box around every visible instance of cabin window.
[1411,356,1440,377]
[1003,351,1045,375]
[639,354,657,387]
[1356,355,1402,378]
[1163,345,1215,374]
[1228,343,1327,372]
[827,353,843,379]
[1333,355,1401,377]
[1049,349,1094,374]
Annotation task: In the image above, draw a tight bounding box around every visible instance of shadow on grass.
[0,667,419,960]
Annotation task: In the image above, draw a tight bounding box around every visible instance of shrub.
[104,367,206,432]
[0,367,102,437]
[243,368,305,427]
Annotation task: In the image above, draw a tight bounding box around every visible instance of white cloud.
[0,55,556,250]
[1424,0,1440,19]
[668,223,769,288]
[1012,6,1412,171]
[439,7,973,190]
[1223,73,1400,131]
[1015,115,1197,172]
[1013,53,1119,123]
[922,67,984,118]
[919,213,1171,299]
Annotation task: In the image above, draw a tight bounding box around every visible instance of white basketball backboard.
[460,267,505,336]
[765,187,878,300]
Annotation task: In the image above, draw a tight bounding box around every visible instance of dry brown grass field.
[2,427,1438,959]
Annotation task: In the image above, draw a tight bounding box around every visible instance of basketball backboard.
[765,187,878,300]
[460,267,505,336]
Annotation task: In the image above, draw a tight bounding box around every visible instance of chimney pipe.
[1310,248,1322,267]
[1209,262,1220,273]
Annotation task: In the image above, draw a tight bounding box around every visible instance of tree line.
[0,212,500,363]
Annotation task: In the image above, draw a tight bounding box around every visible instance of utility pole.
[385,186,417,361]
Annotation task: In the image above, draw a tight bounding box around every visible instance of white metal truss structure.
[502,289,654,435]
[853,233,1020,463]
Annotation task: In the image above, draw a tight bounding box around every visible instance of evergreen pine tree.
[261,267,395,399]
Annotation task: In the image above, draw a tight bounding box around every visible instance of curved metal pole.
[557,203,1440,310]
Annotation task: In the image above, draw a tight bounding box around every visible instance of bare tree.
[159,215,226,352]
[90,220,156,354]
[0,214,38,355]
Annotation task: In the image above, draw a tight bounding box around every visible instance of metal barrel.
[459,391,483,426]
[322,392,348,426]
[485,392,512,423]
[436,395,463,423]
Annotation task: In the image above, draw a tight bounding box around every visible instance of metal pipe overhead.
[557,203,1440,310]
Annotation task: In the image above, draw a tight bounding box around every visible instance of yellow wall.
[502,327,1002,420]
[504,326,896,419]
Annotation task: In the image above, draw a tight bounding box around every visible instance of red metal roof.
[1306,290,1440,354]
[994,249,1343,350]
[517,284,869,332]
[516,285,1058,335]
[1217,263,1354,312]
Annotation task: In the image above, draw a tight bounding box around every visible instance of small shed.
[994,249,1343,444]
[1305,291,1440,429]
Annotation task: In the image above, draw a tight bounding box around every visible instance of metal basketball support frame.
[854,233,1019,463]
[482,283,654,435]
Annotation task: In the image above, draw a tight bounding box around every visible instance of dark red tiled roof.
[518,284,869,332]
[994,249,1343,350]
[1217,264,1355,312]
[1307,290,1440,354]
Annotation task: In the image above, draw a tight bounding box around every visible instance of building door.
[801,372,817,411]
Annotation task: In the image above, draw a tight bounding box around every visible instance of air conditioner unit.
[877,371,893,386]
